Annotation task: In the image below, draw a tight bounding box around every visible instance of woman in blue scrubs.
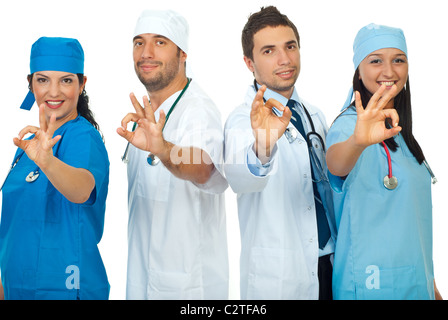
[0,37,110,299]
[326,24,441,300]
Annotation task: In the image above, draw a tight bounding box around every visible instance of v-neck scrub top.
[0,116,110,300]
[327,107,434,300]
[125,80,229,300]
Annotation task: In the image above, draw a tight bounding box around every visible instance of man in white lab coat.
[117,9,229,300]
[224,6,336,300]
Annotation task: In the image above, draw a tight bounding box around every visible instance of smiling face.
[31,71,86,126]
[133,33,187,93]
[358,48,408,108]
[244,25,300,99]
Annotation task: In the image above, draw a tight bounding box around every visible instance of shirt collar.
[257,83,300,106]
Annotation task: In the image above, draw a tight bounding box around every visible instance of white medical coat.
[223,85,335,300]
[126,80,229,300]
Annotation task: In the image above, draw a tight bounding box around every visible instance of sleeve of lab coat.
[223,104,279,194]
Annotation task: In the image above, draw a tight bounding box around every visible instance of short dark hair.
[241,6,300,60]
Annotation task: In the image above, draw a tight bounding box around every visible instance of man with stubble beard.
[117,9,229,300]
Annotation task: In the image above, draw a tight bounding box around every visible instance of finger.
[157,109,166,130]
[377,84,398,110]
[142,96,156,123]
[251,85,266,111]
[129,93,145,117]
[48,135,62,149]
[17,125,39,140]
[46,113,58,138]
[280,106,292,123]
[265,98,285,112]
[13,137,27,150]
[384,125,402,140]
[383,108,400,128]
[120,112,140,129]
[116,126,135,142]
[366,84,387,110]
[39,104,48,132]
[354,91,364,114]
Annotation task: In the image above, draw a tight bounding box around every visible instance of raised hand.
[117,93,167,155]
[250,84,292,161]
[13,104,61,168]
[353,84,402,148]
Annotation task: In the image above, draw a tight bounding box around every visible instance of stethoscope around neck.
[0,134,65,193]
[0,150,41,193]
[253,80,328,183]
[333,105,438,190]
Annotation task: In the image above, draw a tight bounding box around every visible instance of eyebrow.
[259,40,298,53]
[133,34,170,42]
[35,72,76,79]
[367,53,407,58]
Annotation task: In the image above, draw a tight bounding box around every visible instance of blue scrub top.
[0,116,110,300]
[327,107,434,300]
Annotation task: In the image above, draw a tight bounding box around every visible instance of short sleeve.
[54,119,109,205]
[326,110,357,193]
[168,95,228,194]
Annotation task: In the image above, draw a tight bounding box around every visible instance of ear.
[79,76,87,95]
[243,56,255,73]
[180,50,188,64]
[27,74,33,93]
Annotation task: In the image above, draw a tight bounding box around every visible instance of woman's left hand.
[13,104,61,169]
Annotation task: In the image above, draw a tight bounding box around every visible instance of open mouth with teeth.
[46,100,64,109]
[379,81,395,87]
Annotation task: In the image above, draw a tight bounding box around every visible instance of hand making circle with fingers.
[117,93,167,155]
[250,84,292,155]
[13,104,62,168]
[353,84,402,148]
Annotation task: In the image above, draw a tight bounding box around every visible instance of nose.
[277,49,291,66]
[48,81,60,97]
[382,61,395,79]
[141,42,155,59]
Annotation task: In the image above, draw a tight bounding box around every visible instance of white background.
[0,0,447,300]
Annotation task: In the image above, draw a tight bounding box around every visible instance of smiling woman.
[0,37,110,300]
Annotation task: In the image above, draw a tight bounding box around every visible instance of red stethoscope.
[381,141,437,190]
[381,142,398,190]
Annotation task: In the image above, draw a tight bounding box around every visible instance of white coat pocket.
[247,247,311,299]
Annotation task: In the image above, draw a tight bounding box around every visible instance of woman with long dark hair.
[326,23,441,299]
[0,37,109,300]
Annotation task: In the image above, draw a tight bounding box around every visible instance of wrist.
[37,153,56,171]
[253,141,273,165]
[153,139,172,163]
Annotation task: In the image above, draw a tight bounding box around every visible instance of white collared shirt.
[223,85,334,300]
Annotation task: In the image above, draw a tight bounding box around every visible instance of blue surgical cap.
[353,23,407,69]
[341,23,408,111]
[20,37,85,111]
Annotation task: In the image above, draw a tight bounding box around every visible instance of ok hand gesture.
[117,93,167,155]
[13,104,62,169]
[250,84,292,162]
[353,84,402,148]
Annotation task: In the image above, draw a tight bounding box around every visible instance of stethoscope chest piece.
[383,175,398,190]
[26,170,40,183]
[147,153,160,166]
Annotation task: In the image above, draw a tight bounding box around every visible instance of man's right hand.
[250,84,292,164]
